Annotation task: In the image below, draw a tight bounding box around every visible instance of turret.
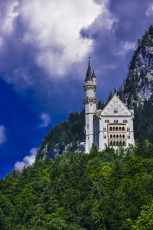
[83,60,98,153]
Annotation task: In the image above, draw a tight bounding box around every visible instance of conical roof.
[85,60,92,82]
[92,70,96,79]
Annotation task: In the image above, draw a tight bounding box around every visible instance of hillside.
[122,25,153,104]
[1,143,153,229]
[120,25,153,142]
[36,110,85,160]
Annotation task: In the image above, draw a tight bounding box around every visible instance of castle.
[84,61,135,153]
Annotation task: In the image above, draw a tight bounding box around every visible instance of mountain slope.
[36,110,85,160]
[119,25,153,142]
[123,25,153,105]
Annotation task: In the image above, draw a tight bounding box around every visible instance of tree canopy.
[1,141,153,229]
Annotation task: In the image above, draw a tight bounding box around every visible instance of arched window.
[110,127,112,131]
[116,127,118,131]
[113,127,115,131]
[123,135,125,138]
[122,127,125,131]
[110,141,112,146]
[116,135,118,138]
[123,141,126,146]
[116,141,119,146]
[119,127,121,131]
[113,141,116,146]
[113,134,115,138]
[120,134,122,138]
[110,135,112,138]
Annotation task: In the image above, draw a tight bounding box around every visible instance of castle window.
[128,135,130,139]
[127,127,130,131]
[123,135,125,138]
[103,127,106,131]
[116,135,118,138]
[113,134,115,138]
[116,127,118,131]
[119,127,121,131]
[123,120,127,123]
[110,127,112,131]
[114,120,118,124]
[105,120,109,123]
[114,108,118,114]
[113,127,115,131]
[110,134,112,138]
[122,127,125,131]
[104,135,106,139]
[110,141,112,146]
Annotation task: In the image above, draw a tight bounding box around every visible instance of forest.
[1,138,153,229]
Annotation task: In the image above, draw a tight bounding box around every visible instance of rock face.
[123,25,153,105]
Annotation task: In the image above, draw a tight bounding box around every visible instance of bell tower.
[84,59,98,153]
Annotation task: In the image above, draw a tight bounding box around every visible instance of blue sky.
[0,0,153,177]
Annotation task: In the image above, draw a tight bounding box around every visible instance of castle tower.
[83,60,98,153]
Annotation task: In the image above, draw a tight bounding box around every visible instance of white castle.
[84,61,135,153]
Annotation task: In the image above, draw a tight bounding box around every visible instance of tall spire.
[85,57,92,82]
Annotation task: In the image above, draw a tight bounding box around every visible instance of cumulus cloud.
[39,113,51,128]
[146,3,153,16]
[14,147,37,170]
[0,0,102,85]
[0,125,7,145]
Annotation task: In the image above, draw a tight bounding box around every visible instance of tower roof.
[85,59,92,82]
[92,70,96,79]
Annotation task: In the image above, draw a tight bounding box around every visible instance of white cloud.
[0,0,113,95]
[14,147,37,170]
[0,125,7,145]
[39,113,51,128]
[146,4,153,16]
[117,41,136,56]
[12,0,102,76]
[0,0,19,36]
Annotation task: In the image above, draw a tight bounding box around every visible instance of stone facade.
[84,62,135,153]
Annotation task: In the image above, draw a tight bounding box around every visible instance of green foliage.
[2,144,153,229]
[132,203,153,229]
[37,110,85,159]
[134,101,153,143]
